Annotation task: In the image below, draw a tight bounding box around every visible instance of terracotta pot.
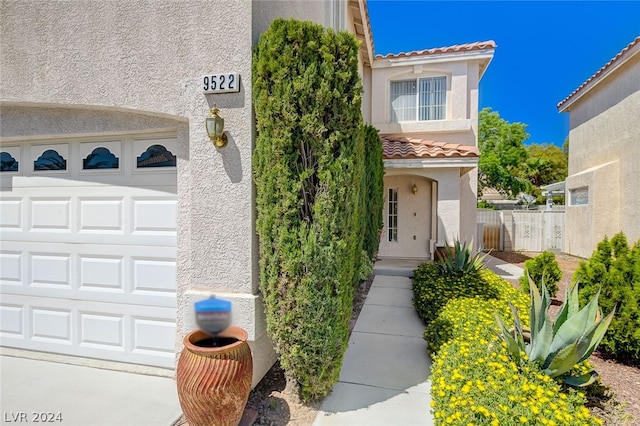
[176,327,253,426]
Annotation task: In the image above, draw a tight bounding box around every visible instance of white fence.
[478,209,565,252]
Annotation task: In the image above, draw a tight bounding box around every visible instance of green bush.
[519,251,562,297]
[361,124,384,260]
[412,263,500,325]
[253,18,364,401]
[575,232,640,364]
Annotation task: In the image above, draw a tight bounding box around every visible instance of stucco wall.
[564,52,640,257]
[1,0,341,386]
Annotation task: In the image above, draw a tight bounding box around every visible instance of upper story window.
[390,76,446,122]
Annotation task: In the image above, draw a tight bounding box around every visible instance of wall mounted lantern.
[412,184,418,195]
[206,107,228,148]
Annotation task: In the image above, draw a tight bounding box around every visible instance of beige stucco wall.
[564,51,640,258]
[1,0,341,387]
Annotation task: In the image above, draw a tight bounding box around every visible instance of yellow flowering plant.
[418,269,603,425]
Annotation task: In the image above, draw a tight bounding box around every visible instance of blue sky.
[367,1,640,146]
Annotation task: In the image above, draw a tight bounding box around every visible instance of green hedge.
[253,18,364,401]
[361,124,384,260]
[575,232,640,364]
[412,263,500,325]
[418,268,603,425]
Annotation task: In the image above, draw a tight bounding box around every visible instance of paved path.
[314,261,433,426]
[0,355,181,426]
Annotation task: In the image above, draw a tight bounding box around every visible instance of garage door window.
[83,147,119,169]
[1,151,19,172]
[137,145,176,168]
[34,149,67,171]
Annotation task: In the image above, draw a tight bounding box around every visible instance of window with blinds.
[390,76,446,122]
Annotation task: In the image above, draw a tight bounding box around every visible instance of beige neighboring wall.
[560,40,640,258]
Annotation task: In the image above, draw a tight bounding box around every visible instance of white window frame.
[388,188,398,242]
[569,186,589,206]
[390,76,447,123]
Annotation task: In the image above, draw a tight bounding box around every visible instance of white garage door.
[0,134,178,369]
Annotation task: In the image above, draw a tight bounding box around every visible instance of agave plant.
[495,276,615,387]
[436,239,489,275]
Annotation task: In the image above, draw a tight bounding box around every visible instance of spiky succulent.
[436,239,489,275]
[495,276,615,387]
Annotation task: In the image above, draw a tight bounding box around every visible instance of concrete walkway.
[483,253,525,281]
[0,356,181,426]
[314,260,433,426]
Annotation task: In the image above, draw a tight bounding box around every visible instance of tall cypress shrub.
[361,124,384,260]
[253,19,364,400]
[575,233,640,364]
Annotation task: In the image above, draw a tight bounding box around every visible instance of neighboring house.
[557,36,640,258]
[0,0,492,385]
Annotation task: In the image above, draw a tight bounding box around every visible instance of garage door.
[0,134,178,369]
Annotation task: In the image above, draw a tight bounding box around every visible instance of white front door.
[1,135,178,368]
[379,175,431,259]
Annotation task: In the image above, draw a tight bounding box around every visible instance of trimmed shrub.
[361,124,384,260]
[519,250,562,297]
[423,270,603,425]
[575,232,640,364]
[412,263,500,325]
[253,18,364,401]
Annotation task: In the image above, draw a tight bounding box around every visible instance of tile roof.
[375,41,497,60]
[557,36,640,110]
[381,136,480,159]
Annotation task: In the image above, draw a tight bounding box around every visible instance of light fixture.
[206,107,228,148]
[412,184,418,195]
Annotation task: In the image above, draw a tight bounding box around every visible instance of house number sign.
[201,72,240,94]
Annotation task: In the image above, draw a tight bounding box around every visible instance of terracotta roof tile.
[381,136,479,159]
[375,40,497,60]
[557,36,640,109]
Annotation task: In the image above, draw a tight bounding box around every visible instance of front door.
[379,175,431,259]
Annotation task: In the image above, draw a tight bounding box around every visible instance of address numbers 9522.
[202,73,240,94]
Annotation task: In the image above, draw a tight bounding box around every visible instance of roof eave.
[558,38,640,112]
[373,49,495,69]
[384,157,479,169]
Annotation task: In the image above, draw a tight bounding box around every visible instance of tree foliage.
[520,143,568,187]
[478,108,530,198]
[253,19,370,401]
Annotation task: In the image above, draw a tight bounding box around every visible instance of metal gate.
[512,211,564,252]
